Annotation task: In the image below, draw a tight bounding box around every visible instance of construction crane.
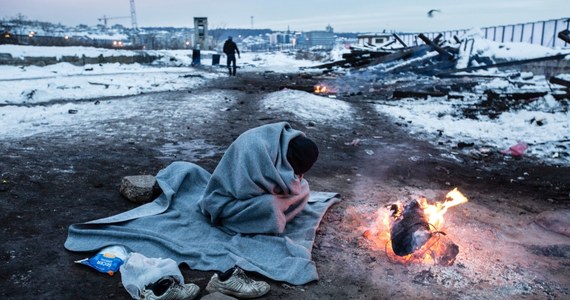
[98,0,138,30]
[130,0,138,30]
[98,15,130,27]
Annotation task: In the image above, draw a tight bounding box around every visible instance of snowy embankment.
[0,44,322,140]
[0,45,317,105]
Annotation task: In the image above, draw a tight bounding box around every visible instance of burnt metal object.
[390,200,432,256]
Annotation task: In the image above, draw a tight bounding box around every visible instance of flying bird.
[427,9,441,18]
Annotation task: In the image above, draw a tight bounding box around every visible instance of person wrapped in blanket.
[198,122,319,235]
[138,122,320,300]
[200,122,319,298]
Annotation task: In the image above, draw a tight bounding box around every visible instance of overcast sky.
[1,0,568,33]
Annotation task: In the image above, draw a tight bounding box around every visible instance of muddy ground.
[1,70,569,299]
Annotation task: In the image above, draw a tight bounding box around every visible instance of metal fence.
[397,18,570,48]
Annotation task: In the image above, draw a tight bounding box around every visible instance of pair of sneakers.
[140,267,269,299]
[141,276,199,300]
[206,267,270,299]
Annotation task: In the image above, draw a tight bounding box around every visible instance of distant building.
[269,32,291,45]
[357,33,392,47]
[294,26,335,50]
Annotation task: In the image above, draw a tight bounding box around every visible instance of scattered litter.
[500,142,528,157]
[345,138,361,146]
[365,149,374,155]
[75,245,129,276]
[120,252,184,299]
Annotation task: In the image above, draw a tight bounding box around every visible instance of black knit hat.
[287,135,319,175]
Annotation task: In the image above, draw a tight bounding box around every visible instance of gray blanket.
[65,123,340,285]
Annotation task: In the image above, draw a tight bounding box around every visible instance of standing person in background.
[223,36,240,76]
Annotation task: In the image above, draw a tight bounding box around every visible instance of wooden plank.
[550,76,570,88]
[392,33,408,48]
[393,90,448,99]
[558,29,570,44]
[418,33,454,60]
[437,53,569,75]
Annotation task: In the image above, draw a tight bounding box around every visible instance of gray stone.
[535,209,570,237]
[119,175,161,204]
[200,292,237,300]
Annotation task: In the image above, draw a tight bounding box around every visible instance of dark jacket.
[223,39,240,56]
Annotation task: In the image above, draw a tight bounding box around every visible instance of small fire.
[314,84,328,94]
[365,188,468,266]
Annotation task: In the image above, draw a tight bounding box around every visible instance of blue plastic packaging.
[75,245,129,276]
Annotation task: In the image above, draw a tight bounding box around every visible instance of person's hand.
[238,55,241,59]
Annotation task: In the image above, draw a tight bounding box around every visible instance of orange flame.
[314,85,328,94]
[365,188,468,265]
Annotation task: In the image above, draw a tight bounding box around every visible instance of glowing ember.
[314,84,328,94]
[365,188,468,266]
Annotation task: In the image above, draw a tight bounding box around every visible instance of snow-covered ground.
[1,40,569,166]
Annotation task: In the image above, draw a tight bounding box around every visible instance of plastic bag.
[500,142,528,157]
[119,252,184,299]
[74,245,129,276]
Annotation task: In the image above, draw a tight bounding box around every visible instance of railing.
[396,18,570,48]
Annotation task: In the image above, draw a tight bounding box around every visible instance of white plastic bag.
[119,252,184,299]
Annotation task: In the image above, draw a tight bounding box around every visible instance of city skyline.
[1,0,568,33]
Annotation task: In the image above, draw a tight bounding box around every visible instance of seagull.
[427,9,441,18]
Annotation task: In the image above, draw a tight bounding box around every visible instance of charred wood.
[393,33,408,48]
[418,33,455,60]
[558,29,570,44]
[485,90,548,101]
[393,90,448,99]
[390,200,432,256]
[437,53,568,76]
[362,45,432,69]
[549,76,570,89]
[432,33,443,44]
[552,93,570,100]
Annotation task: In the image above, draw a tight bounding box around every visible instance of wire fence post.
[511,24,515,42]
[530,22,535,44]
[552,19,558,47]
[540,21,546,46]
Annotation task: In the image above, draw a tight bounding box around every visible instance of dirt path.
[1,71,569,299]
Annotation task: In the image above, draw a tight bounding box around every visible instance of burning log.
[379,188,468,266]
[390,200,432,256]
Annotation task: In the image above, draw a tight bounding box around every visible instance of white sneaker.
[141,276,200,300]
[206,267,270,298]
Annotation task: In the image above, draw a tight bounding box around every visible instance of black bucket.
[212,54,220,66]
[192,49,201,65]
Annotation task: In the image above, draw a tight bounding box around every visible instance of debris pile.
[309,30,570,102]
